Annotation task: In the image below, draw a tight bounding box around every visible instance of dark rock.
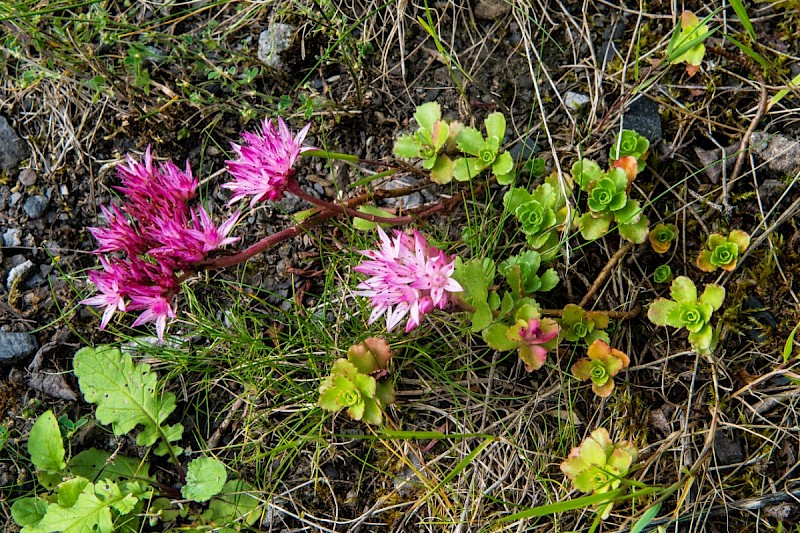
[508,137,539,162]
[623,96,662,142]
[751,132,800,175]
[713,429,744,465]
[741,296,778,344]
[0,116,29,171]
[18,168,37,186]
[0,331,38,366]
[22,194,49,219]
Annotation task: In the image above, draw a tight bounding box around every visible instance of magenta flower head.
[354,227,463,332]
[83,147,241,342]
[222,117,314,206]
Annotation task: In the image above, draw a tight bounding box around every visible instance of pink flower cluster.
[354,227,463,332]
[223,117,313,206]
[82,147,240,341]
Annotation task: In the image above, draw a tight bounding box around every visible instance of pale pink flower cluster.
[82,147,240,341]
[223,117,314,206]
[354,227,463,332]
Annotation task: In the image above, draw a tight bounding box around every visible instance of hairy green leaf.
[182,457,228,503]
[11,497,48,527]
[73,345,183,456]
[70,449,153,484]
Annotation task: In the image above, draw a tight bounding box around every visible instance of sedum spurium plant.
[504,175,572,260]
[649,223,678,254]
[12,346,261,532]
[653,264,674,284]
[648,276,725,354]
[667,10,711,77]
[393,101,461,184]
[571,151,650,243]
[453,112,515,184]
[558,304,611,347]
[318,338,395,425]
[696,229,750,272]
[609,129,650,173]
[571,340,630,398]
[560,428,639,520]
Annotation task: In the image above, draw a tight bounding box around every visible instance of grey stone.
[0,116,28,171]
[18,168,36,186]
[622,96,662,142]
[0,331,38,366]
[508,137,539,162]
[257,23,295,69]
[713,429,744,465]
[3,228,21,247]
[751,132,800,175]
[9,191,21,206]
[22,194,49,219]
[7,259,34,289]
[564,91,591,111]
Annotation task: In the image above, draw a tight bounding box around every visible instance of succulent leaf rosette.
[571,340,630,398]
[609,129,650,171]
[505,311,560,372]
[647,276,725,354]
[318,338,395,425]
[560,428,638,519]
[453,112,515,184]
[504,176,572,259]
[649,223,678,254]
[572,160,649,243]
[393,102,460,184]
[653,264,673,284]
[559,304,610,347]
[696,230,750,272]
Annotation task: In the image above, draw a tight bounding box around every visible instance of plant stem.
[285,179,415,224]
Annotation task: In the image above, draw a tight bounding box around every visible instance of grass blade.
[729,0,756,40]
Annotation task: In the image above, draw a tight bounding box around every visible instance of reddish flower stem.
[285,179,415,225]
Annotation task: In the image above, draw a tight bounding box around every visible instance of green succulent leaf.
[393,135,421,158]
[699,284,725,311]
[617,215,649,244]
[483,322,520,351]
[453,156,483,181]
[572,159,603,190]
[456,127,485,156]
[578,213,612,241]
[647,298,678,326]
[484,112,506,141]
[670,276,697,303]
[413,101,441,132]
[429,154,454,184]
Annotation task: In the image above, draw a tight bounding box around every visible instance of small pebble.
[18,168,36,186]
[565,91,591,111]
[3,228,21,247]
[7,259,34,289]
[0,331,38,366]
[257,23,295,70]
[22,194,49,219]
[9,191,21,206]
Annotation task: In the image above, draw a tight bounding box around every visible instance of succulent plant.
[609,129,650,171]
[649,223,678,254]
[504,175,572,259]
[647,276,724,354]
[559,304,610,347]
[560,428,638,519]
[668,10,710,77]
[318,338,395,425]
[498,250,559,297]
[453,112,515,184]
[393,102,458,184]
[506,314,560,372]
[696,230,749,272]
[653,264,673,284]
[571,340,630,398]
[572,159,649,244]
